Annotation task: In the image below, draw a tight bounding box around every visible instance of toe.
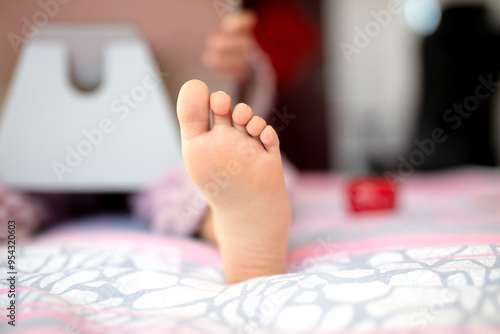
[210,91,233,126]
[246,116,267,137]
[232,103,253,132]
[260,125,280,155]
[177,80,211,141]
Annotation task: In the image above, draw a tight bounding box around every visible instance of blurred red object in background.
[348,177,397,212]
[253,0,318,87]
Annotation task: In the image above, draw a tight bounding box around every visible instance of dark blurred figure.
[247,0,330,170]
[411,5,500,170]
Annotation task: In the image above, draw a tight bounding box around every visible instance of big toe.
[177,79,211,141]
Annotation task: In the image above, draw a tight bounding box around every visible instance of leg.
[177,79,291,284]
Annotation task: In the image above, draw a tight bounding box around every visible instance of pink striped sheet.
[288,233,500,264]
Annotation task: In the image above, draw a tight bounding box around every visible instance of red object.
[348,177,397,212]
[253,1,318,87]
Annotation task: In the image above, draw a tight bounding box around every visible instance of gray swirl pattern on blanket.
[1,237,499,334]
[2,169,500,333]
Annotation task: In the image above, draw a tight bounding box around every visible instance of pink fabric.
[131,165,209,236]
[31,230,223,266]
[288,233,500,266]
[0,182,39,240]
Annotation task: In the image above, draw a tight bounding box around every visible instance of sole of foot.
[177,79,291,284]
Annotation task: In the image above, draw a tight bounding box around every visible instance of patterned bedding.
[1,167,500,333]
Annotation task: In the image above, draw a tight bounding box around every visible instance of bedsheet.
[1,167,500,334]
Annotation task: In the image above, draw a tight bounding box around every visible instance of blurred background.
[247,0,500,173]
[1,0,499,174]
[0,0,229,106]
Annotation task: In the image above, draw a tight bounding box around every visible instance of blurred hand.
[202,10,258,83]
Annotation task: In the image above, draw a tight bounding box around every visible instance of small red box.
[348,177,397,212]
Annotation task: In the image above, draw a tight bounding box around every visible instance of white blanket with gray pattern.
[1,168,500,334]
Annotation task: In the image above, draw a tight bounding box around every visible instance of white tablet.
[0,24,182,192]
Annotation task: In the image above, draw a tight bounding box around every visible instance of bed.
[1,167,500,333]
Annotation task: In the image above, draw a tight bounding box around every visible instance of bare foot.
[177,79,291,284]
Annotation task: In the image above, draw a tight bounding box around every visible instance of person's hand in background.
[202,10,258,83]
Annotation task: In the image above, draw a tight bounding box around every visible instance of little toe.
[232,103,253,132]
[260,125,280,155]
[210,91,233,126]
[177,80,210,141]
[246,116,267,137]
